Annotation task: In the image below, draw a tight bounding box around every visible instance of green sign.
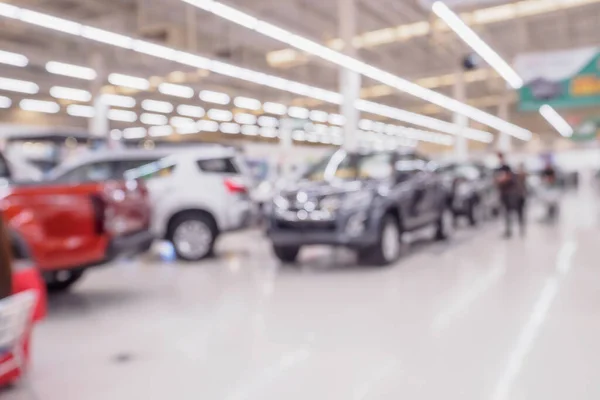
[570,116,600,142]
[515,47,600,111]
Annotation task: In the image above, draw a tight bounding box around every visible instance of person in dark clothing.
[541,161,558,221]
[495,153,524,238]
[514,163,528,234]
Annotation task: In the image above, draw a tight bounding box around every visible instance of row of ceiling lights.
[0,49,453,146]
[0,1,494,144]
[181,0,530,140]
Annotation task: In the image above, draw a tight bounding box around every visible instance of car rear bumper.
[105,230,155,261]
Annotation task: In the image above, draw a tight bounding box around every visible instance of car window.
[117,159,159,177]
[356,153,393,179]
[303,151,394,181]
[197,158,239,174]
[0,154,11,179]
[124,158,176,181]
[58,161,118,183]
[395,154,426,175]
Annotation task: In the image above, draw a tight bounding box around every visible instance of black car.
[266,149,451,266]
[438,162,500,226]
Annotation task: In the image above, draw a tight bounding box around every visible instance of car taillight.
[224,177,247,194]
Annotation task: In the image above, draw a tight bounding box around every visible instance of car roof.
[52,146,237,174]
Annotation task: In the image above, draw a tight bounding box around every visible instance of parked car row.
[1,144,502,296]
[264,149,501,266]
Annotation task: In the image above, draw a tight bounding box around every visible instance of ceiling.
[0,0,598,150]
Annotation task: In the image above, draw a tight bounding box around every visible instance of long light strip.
[432,1,572,138]
[19,99,59,114]
[432,2,523,89]
[45,61,96,80]
[539,105,573,137]
[0,95,11,108]
[50,86,92,102]
[180,0,530,140]
[0,2,490,144]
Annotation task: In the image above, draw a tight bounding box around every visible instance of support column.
[339,0,361,151]
[497,93,512,153]
[453,70,468,161]
[88,53,109,137]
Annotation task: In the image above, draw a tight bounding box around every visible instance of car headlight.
[273,195,289,210]
[342,191,373,210]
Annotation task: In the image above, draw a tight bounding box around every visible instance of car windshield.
[302,150,393,182]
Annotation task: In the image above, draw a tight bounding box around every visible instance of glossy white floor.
[6,187,600,400]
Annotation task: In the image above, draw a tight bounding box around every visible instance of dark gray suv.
[266,149,451,266]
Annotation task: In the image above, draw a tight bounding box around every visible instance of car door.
[394,154,439,229]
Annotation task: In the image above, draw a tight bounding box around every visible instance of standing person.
[514,163,528,235]
[541,161,558,221]
[495,153,519,238]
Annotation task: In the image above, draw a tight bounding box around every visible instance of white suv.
[50,146,254,261]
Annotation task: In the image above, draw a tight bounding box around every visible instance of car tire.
[273,245,301,263]
[358,214,402,266]
[467,199,479,226]
[435,208,453,241]
[169,213,217,261]
[46,270,85,293]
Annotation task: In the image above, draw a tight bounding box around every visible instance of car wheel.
[273,245,301,263]
[45,270,85,293]
[359,214,402,266]
[169,213,217,261]
[435,208,453,241]
[467,199,481,226]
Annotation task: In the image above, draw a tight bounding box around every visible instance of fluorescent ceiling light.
[432,1,524,89]
[142,99,174,113]
[241,124,259,136]
[259,127,278,138]
[288,106,309,119]
[258,115,278,127]
[140,113,169,125]
[133,40,178,61]
[234,96,261,110]
[177,104,205,118]
[220,122,241,134]
[177,123,200,135]
[108,109,138,122]
[46,61,96,80]
[328,113,346,126]
[309,110,328,123]
[200,90,230,105]
[234,113,257,125]
[0,2,483,144]
[207,109,233,122]
[0,77,38,94]
[158,82,194,98]
[0,95,11,108]
[263,102,287,115]
[149,125,173,137]
[110,129,122,140]
[108,73,150,90]
[67,104,95,118]
[181,0,530,140]
[50,86,92,102]
[81,26,133,49]
[123,127,147,139]
[170,116,195,127]
[0,49,28,67]
[19,99,60,114]
[197,119,219,132]
[101,94,136,108]
[20,9,82,35]
[539,105,573,137]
